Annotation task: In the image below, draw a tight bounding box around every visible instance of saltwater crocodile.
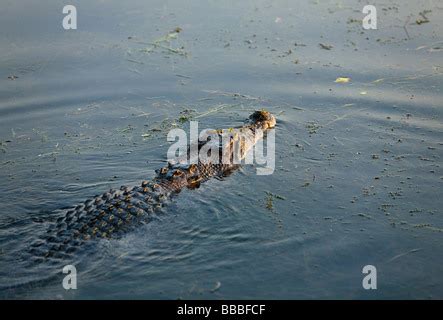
[28,110,276,261]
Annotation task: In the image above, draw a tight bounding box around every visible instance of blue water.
[0,0,442,299]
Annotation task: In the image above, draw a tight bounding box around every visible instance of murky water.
[0,0,442,299]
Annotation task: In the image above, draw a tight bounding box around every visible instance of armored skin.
[28,111,276,261]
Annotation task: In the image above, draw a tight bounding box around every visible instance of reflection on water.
[0,0,442,299]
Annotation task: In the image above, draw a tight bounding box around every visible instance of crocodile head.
[248,110,276,130]
[156,110,276,190]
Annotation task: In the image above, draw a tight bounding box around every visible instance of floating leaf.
[319,43,333,50]
[335,77,350,83]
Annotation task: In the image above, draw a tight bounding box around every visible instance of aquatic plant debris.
[139,27,187,56]
[388,248,422,263]
[305,121,321,134]
[335,77,351,83]
[178,109,195,123]
[416,10,431,25]
[264,191,286,212]
[319,43,333,50]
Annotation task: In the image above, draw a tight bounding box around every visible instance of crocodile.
[28,110,276,261]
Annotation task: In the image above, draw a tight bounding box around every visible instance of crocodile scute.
[29,110,276,260]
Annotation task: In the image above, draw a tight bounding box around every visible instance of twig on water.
[403,16,411,40]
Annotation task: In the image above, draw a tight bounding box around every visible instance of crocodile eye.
[173,170,184,177]
[160,167,168,174]
[187,164,197,174]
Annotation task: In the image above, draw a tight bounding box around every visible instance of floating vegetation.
[142,45,187,56]
[389,217,443,233]
[334,77,350,83]
[117,125,134,134]
[372,78,384,84]
[379,203,394,214]
[265,192,274,211]
[264,191,285,212]
[416,10,431,25]
[263,191,285,230]
[0,140,10,153]
[202,90,262,101]
[141,133,151,139]
[68,103,102,116]
[178,109,197,123]
[305,122,321,134]
[126,59,144,65]
[178,115,191,123]
[319,43,333,50]
[139,27,188,57]
[175,74,192,79]
[147,118,179,136]
[192,103,242,120]
[356,213,373,220]
[413,224,443,232]
[362,187,376,196]
[155,27,182,42]
[387,248,422,263]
